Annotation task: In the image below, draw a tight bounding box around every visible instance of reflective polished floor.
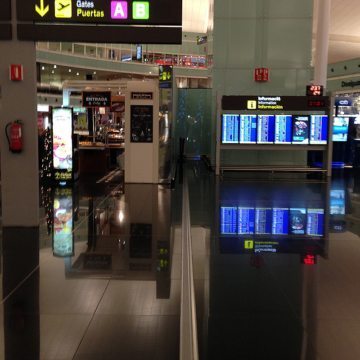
[1,165,360,359]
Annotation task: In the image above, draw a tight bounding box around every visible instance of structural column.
[314,0,332,88]
[0,0,39,227]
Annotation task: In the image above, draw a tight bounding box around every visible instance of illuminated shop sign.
[341,80,360,88]
[52,107,73,182]
[82,91,111,107]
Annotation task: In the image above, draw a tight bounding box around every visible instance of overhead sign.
[16,0,182,43]
[82,91,111,107]
[17,0,181,24]
[341,80,360,88]
[222,96,330,112]
[0,0,11,20]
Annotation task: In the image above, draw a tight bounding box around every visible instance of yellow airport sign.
[35,0,49,17]
[247,100,257,110]
[244,240,254,249]
[55,0,72,18]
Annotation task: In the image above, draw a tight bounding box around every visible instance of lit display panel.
[289,208,307,235]
[310,115,328,144]
[292,115,309,144]
[306,209,324,236]
[238,207,255,234]
[240,115,257,144]
[255,208,272,234]
[221,114,239,144]
[257,115,275,143]
[333,117,349,142]
[272,208,289,235]
[275,115,292,144]
[220,207,237,234]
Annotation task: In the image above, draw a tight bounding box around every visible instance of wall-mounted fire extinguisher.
[5,120,23,153]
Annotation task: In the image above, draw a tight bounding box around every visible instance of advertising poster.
[53,188,74,257]
[292,115,309,144]
[333,117,349,142]
[290,208,307,235]
[130,105,153,143]
[52,107,73,181]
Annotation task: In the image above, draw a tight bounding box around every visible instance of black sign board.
[222,96,330,112]
[130,105,153,143]
[131,92,153,100]
[18,0,182,25]
[0,0,11,20]
[82,91,111,107]
[0,24,12,40]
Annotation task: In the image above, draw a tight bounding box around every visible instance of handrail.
[180,177,199,360]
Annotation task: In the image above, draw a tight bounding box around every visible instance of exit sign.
[254,68,269,82]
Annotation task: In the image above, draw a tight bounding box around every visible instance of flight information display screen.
[307,209,324,236]
[289,208,307,235]
[238,207,255,234]
[310,115,328,144]
[240,115,257,143]
[222,114,239,143]
[275,115,292,144]
[255,208,272,234]
[257,115,275,143]
[292,115,309,144]
[272,208,289,235]
[220,207,237,234]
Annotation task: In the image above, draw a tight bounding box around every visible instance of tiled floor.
[2,165,360,359]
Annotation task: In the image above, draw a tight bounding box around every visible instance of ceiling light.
[68,69,72,73]
[41,66,45,70]
[53,65,57,69]
[93,71,97,75]
[51,70,54,74]
[76,72,79,76]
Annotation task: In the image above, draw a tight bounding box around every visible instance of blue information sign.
[310,115,328,144]
[272,208,289,235]
[306,209,324,236]
[257,115,275,143]
[222,114,240,143]
[240,115,257,144]
[220,207,237,234]
[255,208,272,234]
[275,115,292,144]
[238,207,255,234]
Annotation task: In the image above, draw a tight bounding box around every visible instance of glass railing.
[36,42,210,69]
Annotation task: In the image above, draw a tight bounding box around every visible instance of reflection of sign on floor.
[84,254,112,269]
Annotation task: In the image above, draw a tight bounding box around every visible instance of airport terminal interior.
[1,0,360,359]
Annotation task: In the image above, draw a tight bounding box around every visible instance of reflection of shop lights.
[118,210,124,223]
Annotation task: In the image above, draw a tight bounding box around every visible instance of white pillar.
[314,0,331,88]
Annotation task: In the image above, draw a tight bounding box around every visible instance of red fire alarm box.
[254,68,269,82]
[9,64,24,81]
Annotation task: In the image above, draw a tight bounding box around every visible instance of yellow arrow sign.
[35,0,49,17]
